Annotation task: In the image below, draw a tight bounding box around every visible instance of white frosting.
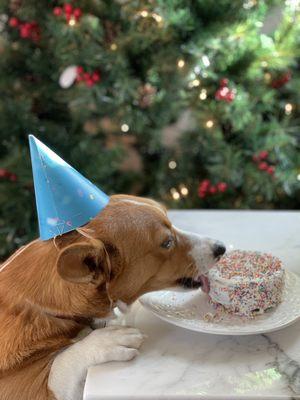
[208,251,285,317]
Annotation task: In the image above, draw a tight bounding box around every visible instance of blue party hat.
[29,135,110,240]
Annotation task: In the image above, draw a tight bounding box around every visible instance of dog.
[0,195,225,400]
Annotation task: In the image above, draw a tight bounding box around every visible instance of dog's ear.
[56,241,110,284]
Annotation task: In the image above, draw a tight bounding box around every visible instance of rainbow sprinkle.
[208,250,285,318]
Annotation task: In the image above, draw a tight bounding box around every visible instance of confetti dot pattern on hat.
[29,135,109,240]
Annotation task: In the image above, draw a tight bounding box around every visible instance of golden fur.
[0,195,216,399]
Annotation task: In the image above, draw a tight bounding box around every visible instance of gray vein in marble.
[263,334,300,396]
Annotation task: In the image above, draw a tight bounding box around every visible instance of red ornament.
[86,78,94,87]
[29,22,40,42]
[267,166,275,175]
[63,3,73,15]
[198,180,210,198]
[9,16,40,42]
[198,179,228,199]
[217,182,228,193]
[225,91,235,102]
[220,78,229,87]
[215,86,229,100]
[53,6,63,16]
[9,173,18,182]
[258,150,269,160]
[0,169,18,182]
[76,67,101,87]
[54,4,83,24]
[253,151,276,176]
[215,84,235,103]
[76,66,84,82]
[16,20,40,42]
[73,8,82,20]
[0,169,9,178]
[91,71,101,83]
[271,71,292,89]
[258,162,268,171]
[19,23,31,38]
[209,186,217,195]
[200,180,210,190]
[9,17,19,27]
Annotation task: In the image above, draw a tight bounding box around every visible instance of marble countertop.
[83,211,300,400]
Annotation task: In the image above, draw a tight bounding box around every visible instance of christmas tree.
[0,0,299,259]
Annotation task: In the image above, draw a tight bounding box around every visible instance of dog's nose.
[213,241,226,258]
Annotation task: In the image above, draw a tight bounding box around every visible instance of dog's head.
[56,195,225,310]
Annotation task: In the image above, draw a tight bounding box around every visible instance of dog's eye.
[161,237,174,249]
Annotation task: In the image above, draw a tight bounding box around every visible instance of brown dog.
[0,195,225,400]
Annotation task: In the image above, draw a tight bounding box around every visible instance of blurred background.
[0,0,299,259]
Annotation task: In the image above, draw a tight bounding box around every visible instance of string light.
[180,185,189,196]
[297,174,300,181]
[168,160,177,169]
[243,0,257,9]
[140,10,149,17]
[264,72,271,83]
[152,13,163,23]
[170,188,180,200]
[68,17,76,26]
[199,89,207,100]
[206,120,214,128]
[121,123,129,132]
[202,55,210,67]
[188,79,201,88]
[12,42,19,50]
[177,59,185,68]
[110,43,117,51]
[137,10,163,24]
[285,103,293,115]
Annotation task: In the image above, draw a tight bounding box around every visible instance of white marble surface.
[84,211,300,400]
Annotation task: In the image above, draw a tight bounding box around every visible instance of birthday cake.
[208,250,285,318]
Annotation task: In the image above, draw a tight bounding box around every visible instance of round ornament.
[59,65,77,88]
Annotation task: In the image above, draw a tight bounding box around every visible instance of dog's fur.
[0,195,222,400]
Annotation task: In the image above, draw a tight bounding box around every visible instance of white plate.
[139,271,300,335]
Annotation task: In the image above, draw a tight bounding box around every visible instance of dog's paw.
[49,326,144,400]
[80,325,145,364]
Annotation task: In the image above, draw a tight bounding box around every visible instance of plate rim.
[139,271,300,336]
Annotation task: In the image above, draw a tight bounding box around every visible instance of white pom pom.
[59,65,77,89]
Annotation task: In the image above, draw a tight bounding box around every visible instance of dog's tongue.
[200,275,210,293]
